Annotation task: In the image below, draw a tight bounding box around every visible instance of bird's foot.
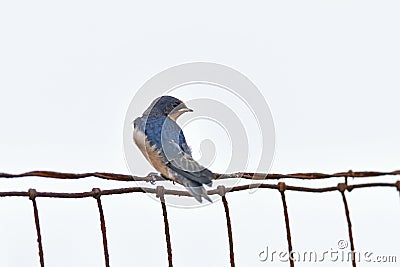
[146,172,160,185]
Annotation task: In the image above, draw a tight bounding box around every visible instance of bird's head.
[144,96,193,120]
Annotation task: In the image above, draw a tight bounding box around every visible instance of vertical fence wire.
[28,189,45,267]
[157,186,173,267]
[92,188,110,267]
[218,186,235,267]
[338,184,356,267]
[278,183,294,267]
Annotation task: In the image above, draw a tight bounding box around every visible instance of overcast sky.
[0,1,399,266]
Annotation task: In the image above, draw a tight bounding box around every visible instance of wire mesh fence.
[1,170,399,267]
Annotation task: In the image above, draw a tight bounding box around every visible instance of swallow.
[133,96,215,202]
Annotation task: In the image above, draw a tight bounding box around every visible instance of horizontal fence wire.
[0,170,399,267]
[0,182,398,198]
[1,169,400,182]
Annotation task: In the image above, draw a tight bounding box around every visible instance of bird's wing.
[161,119,214,186]
[165,141,214,186]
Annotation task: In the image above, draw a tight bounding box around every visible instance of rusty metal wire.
[0,170,399,267]
[0,182,397,199]
[28,189,44,267]
[338,183,356,267]
[278,183,294,267]
[1,169,400,182]
[93,188,110,267]
[157,186,173,267]
[218,186,235,267]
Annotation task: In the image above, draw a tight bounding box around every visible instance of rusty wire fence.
[1,170,400,267]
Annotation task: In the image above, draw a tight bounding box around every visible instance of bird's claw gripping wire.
[146,172,160,185]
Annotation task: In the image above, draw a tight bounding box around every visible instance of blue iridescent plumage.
[133,96,214,202]
[134,116,191,157]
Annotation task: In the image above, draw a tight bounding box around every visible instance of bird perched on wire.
[133,96,215,202]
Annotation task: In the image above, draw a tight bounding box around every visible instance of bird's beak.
[169,105,193,121]
[176,103,193,113]
[180,107,193,113]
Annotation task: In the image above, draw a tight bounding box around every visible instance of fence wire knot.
[92,188,102,199]
[217,185,227,196]
[28,188,37,200]
[337,183,347,192]
[156,186,165,199]
[396,181,400,191]
[278,182,286,192]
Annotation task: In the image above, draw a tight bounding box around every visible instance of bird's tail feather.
[180,178,212,203]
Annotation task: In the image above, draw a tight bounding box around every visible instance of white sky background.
[0,1,399,266]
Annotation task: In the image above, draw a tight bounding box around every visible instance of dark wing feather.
[161,118,214,186]
[163,139,214,186]
[167,157,214,186]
